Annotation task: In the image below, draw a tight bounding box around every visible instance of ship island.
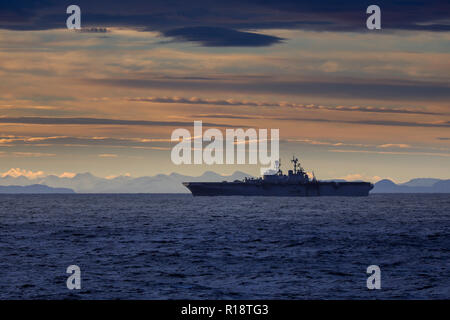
[183,156,374,196]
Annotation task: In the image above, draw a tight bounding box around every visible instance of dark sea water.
[0,194,449,299]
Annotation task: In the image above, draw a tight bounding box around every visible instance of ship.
[183,156,373,196]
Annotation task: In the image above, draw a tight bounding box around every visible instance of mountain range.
[372,178,450,193]
[0,171,252,193]
[0,173,448,193]
[0,184,75,194]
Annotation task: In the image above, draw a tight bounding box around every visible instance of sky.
[0,0,449,182]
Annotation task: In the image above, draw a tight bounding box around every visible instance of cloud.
[77,27,109,33]
[0,135,177,149]
[164,27,283,47]
[194,114,450,128]
[274,117,450,128]
[130,95,446,115]
[377,144,411,149]
[0,1,448,47]
[283,138,449,154]
[196,114,256,120]
[128,96,272,107]
[337,173,384,183]
[1,168,45,179]
[319,61,340,73]
[131,97,450,117]
[12,152,56,157]
[0,134,273,150]
[105,173,131,179]
[0,116,241,128]
[59,172,76,178]
[98,153,118,158]
[88,77,450,101]
[329,149,450,157]
[284,138,369,148]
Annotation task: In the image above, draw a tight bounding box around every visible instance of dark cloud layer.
[127,96,445,115]
[0,135,170,147]
[164,27,283,47]
[87,77,450,101]
[195,114,450,128]
[0,1,448,47]
[0,116,239,127]
[275,118,450,128]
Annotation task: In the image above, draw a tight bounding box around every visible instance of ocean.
[0,194,449,299]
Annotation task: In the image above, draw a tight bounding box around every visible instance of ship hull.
[183,181,373,196]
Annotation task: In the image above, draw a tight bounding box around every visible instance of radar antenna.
[275,160,282,175]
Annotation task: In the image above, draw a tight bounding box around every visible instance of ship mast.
[291,156,299,174]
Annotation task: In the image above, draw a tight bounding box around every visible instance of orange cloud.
[1,168,45,179]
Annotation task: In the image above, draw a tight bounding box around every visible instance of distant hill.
[432,180,450,193]
[373,179,450,193]
[0,184,75,194]
[400,178,441,187]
